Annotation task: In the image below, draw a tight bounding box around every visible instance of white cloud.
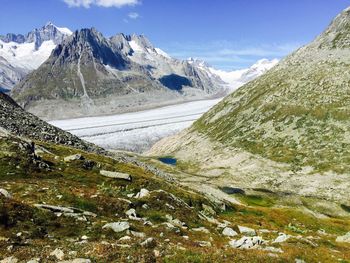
[128,12,139,19]
[63,0,140,8]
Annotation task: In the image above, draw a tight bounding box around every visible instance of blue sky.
[0,0,349,70]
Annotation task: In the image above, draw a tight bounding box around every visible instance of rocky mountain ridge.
[0,22,72,90]
[11,28,225,120]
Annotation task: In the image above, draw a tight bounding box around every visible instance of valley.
[1,2,350,262]
[50,99,221,152]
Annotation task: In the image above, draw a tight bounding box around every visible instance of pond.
[158,157,177,165]
[219,186,245,195]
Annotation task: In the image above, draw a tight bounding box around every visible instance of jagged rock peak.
[0,22,72,50]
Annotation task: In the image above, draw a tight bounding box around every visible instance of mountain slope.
[148,7,350,206]
[0,91,101,153]
[12,28,224,120]
[0,22,72,90]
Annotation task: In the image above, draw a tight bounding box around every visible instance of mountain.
[11,28,225,120]
[0,22,72,90]
[209,59,279,90]
[148,7,350,208]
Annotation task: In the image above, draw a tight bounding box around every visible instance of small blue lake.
[158,157,177,165]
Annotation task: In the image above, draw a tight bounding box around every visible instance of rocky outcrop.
[0,92,102,153]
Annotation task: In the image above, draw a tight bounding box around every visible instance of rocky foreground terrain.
[1,127,350,262]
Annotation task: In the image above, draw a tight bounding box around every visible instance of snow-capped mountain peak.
[0,23,72,90]
[209,58,279,91]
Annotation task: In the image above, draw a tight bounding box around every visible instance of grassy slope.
[0,135,349,262]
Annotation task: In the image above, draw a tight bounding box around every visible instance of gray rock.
[103,222,130,233]
[336,231,350,243]
[100,170,131,181]
[229,236,264,249]
[50,248,65,260]
[64,154,84,162]
[0,188,12,198]
[140,237,156,248]
[192,227,210,234]
[273,233,290,243]
[237,225,256,236]
[222,227,238,237]
[0,257,18,263]
[58,259,91,263]
[135,188,150,198]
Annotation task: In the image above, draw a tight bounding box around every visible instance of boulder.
[135,188,150,198]
[50,248,65,260]
[273,233,290,243]
[100,170,131,181]
[237,225,256,236]
[64,154,84,162]
[229,236,264,249]
[336,232,350,243]
[222,227,238,237]
[0,189,12,198]
[0,257,18,263]
[58,259,91,263]
[103,222,130,233]
[192,227,210,234]
[140,237,157,248]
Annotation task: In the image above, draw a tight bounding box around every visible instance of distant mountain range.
[1,23,278,120]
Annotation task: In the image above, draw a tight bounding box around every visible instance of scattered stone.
[81,235,88,240]
[125,208,140,220]
[192,227,210,234]
[197,241,212,247]
[100,170,131,181]
[0,257,18,263]
[135,188,150,198]
[261,246,283,253]
[127,193,134,198]
[64,154,84,162]
[222,227,238,237]
[58,259,91,263]
[237,225,256,236]
[273,233,290,243]
[34,204,74,213]
[229,236,264,249]
[153,249,160,257]
[50,248,65,260]
[142,204,149,209]
[0,189,12,198]
[130,231,146,238]
[336,232,350,243]
[119,236,131,241]
[103,222,130,233]
[26,259,40,263]
[141,237,156,248]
